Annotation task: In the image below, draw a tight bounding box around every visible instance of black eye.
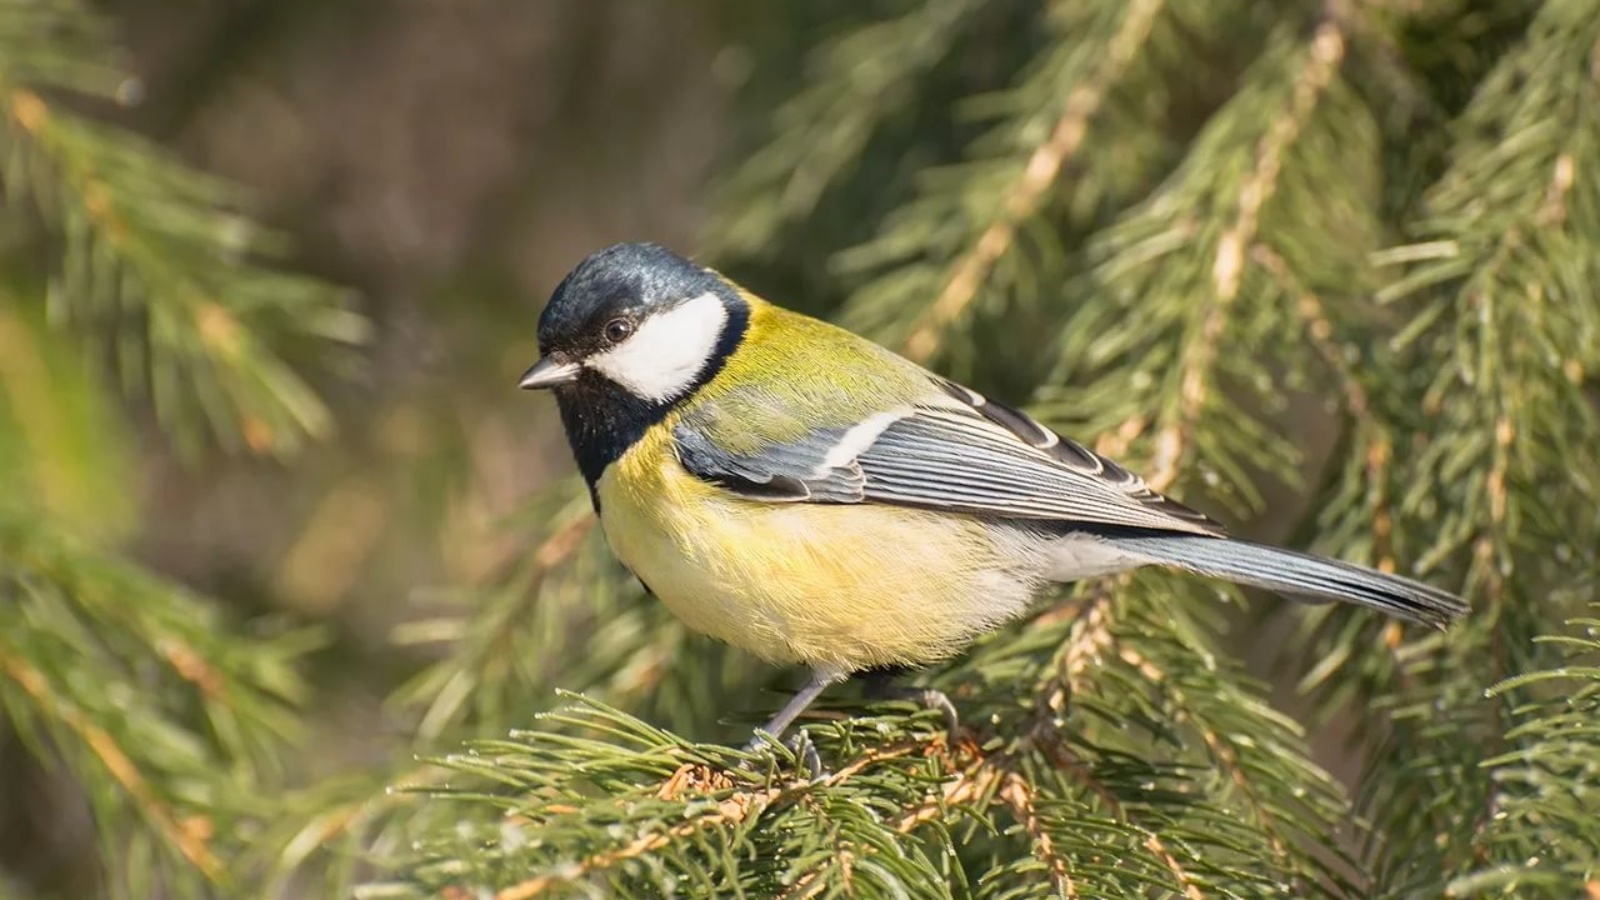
[602,317,634,344]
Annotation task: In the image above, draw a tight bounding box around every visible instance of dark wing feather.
[673,380,1223,537]
[913,381,1223,535]
[673,421,865,502]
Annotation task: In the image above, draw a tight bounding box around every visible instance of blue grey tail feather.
[1106,535,1469,629]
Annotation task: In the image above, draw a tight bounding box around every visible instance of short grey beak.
[519,355,581,390]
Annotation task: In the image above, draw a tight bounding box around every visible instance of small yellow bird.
[519,243,1467,745]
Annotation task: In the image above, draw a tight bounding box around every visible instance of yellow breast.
[596,427,1043,673]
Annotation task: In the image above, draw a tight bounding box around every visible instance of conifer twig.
[1115,643,1304,890]
[491,742,931,899]
[1252,241,1397,572]
[1149,17,1348,490]
[901,0,1169,363]
[493,787,784,900]
[1036,737,1205,900]
[0,653,223,879]
[998,770,1078,896]
[2,25,363,456]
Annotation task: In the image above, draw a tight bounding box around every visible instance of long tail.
[1105,534,1469,629]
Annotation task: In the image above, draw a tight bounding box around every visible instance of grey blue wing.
[672,420,865,502]
[673,380,1223,537]
[858,382,1223,535]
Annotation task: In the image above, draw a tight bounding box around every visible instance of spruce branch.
[384,618,1363,899]
[370,16,1398,896]
[1251,243,1398,575]
[1156,16,1347,486]
[1282,0,1600,888]
[707,0,985,260]
[388,481,762,746]
[994,770,1076,897]
[1447,604,1600,897]
[1034,9,1376,521]
[898,0,1169,365]
[0,291,136,539]
[264,2,1600,897]
[836,0,1182,365]
[0,654,221,879]
[0,509,310,897]
[391,489,602,739]
[0,0,365,458]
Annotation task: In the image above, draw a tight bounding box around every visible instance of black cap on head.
[537,242,729,356]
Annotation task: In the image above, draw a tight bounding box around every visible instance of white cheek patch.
[587,292,729,402]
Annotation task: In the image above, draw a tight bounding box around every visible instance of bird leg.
[858,667,960,741]
[753,668,839,740]
[742,666,844,743]
[742,668,842,777]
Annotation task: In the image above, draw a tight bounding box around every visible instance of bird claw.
[911,687,961,741]
[865,680,961,745]
[740,729,827,781]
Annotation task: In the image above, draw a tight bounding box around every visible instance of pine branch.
[0,0,366,458]
[834,0,1185,366]
[0,508,311,898]
[706,0,986,260]
[1447,604,1600,897]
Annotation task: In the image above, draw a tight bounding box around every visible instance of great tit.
[519,242,1468,744]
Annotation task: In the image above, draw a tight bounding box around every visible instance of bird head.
[520,243,747,406]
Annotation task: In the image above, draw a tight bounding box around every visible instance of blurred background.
[2,0,1596,897]
[0,1,749,892]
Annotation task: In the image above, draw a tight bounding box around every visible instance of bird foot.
[740,729,827,781]
[863,679,961,744]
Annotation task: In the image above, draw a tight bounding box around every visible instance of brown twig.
[157,637,227,699]
[1149,19,1348,491]
[495,787,784,900]
[492,742,929,899]
[901,0,1169,363]
[1536,152,1576,227]
[1251,241,1397,573]
[533,514,596,568]
[1249,244,1370,419]
[889,752,1005,833]
[775,851,851,900]
[1037,737,1205,900]
[998,771,1078,896]
[1116,644,1308,893]
[0,653,223,879]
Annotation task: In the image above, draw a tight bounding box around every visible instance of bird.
[518,242,1468,749]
